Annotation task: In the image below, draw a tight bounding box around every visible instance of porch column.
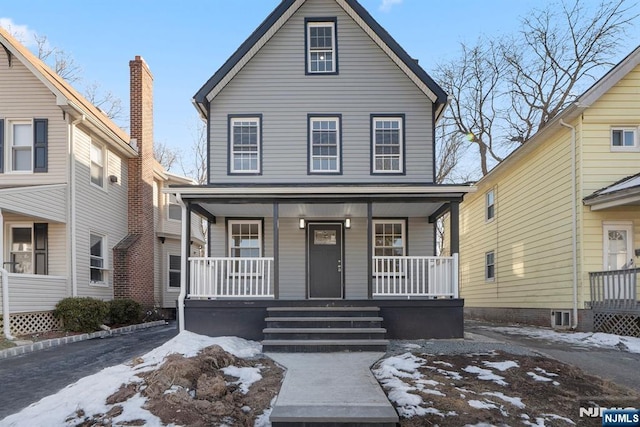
[449,201,460,255]
[0,208,4,268]
[367,202,373,299]
[273,202,279,299]
[184,202,192,296]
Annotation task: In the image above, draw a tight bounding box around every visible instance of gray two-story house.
[170,0,473,348]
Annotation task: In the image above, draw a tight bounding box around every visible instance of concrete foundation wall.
[465,307,594,332]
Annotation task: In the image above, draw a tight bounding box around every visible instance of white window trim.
[6,222,34,274]
[602,221,634,270]
[372,117,404,173]
[310,116,341,173]
[227,219,263,257]
[307,21,336,74]
[610,127,639,152]
[372,219,407,256]
[90,141,107,191]
[486,189,496,222]
[167,253,181,292]
[230,117,261,174]
[6,119,33,174]
[485,250,496,282]
[89,232,109,287]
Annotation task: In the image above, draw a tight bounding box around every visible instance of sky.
[1,327,639,425]
[0,0,639,172]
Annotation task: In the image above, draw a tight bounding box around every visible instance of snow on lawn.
[483,360,519,371]
[221,365,263,394]
[527,371,560,386]
[462,365,508,386]
[0,332,263,427]
[489,325,640,353]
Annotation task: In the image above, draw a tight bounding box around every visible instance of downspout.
[1,208,13,339]
[69,115,85,297]
[560,119,579,329]
[176,193,188,333]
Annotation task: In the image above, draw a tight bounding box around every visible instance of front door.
[308,223,343,298]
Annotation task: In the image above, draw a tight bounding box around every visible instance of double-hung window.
[372,116,404,173]
[228,220,262,258]
[7,224,48,275]
[611,128,638,152]
[168,194,182,221]
[168,254,181,289]
[306,20,337,74]
[486,189,495,221]
[90,233,107,284]
[229,117,261,174]
[0,118,48,174]
[373,220,406,274]
[90,141,105,188]
[486,251,495,281]
[309,116,341,173]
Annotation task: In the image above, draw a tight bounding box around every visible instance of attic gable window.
[611,128,638,152]
[306,19,338,74]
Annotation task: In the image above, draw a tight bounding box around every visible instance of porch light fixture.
[345,218,351,229]
[299,218,306,229]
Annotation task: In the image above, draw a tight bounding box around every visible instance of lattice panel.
[594,312,640,338]
[0,311,61,336]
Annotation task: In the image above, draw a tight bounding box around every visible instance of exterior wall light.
[299,218,305,229]
[345,218,351,229]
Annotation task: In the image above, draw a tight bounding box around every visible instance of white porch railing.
[189,257,274,299]
[373,254,459,299]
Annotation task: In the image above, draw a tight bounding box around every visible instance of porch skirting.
[184,299,464,341]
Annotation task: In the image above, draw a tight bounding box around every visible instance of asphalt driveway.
[0,322,178,420]
[465,319,640,393]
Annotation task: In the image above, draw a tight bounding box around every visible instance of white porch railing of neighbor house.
[589,268,639,312]
[189,257,274,298]
[373,254,459,298]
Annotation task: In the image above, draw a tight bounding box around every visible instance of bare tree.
[434,0,636,176]
[181,118,208,185]
[83,81,124,122]
[153,141,180,172]
[33,34,82,83]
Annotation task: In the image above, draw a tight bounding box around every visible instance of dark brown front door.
[308,223,343,299]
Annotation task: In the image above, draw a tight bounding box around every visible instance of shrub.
[53,297,109,332]
[108,298,143,325]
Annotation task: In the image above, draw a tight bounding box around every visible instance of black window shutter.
[34,223,48,275]
[33,118,48,173]
[0,119,4,173]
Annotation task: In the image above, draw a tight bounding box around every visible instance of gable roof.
[0,27,136,157]
[193,0,447,118]
[477,44,640,187]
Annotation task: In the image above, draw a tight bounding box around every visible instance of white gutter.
[176,193,188,333]
[69,115,85,296]
[560,119,579,329]
[0,208,13,340]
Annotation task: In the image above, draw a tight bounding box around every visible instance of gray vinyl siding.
[0,185,67,223]
[161,238,181,308]
[73,127,129,300]
[278,218,306,299]
[344,217,368,299]
[408,217,435,256]
[0,47,68,185]
[208,0,433,184]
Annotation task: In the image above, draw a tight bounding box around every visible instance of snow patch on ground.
[463,366,508,386]
[527,371,560,386]
[482,391,525,409]
[483,360,519,371]
[221,365,263,394]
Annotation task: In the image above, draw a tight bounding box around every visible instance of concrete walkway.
[267,352,399,425]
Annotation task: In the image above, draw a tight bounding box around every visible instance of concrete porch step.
[265,317,383,329]
[267,306,381,317]
[263,327,387,340]
[262,339,389,353]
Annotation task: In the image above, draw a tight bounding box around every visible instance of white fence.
[189,257,274,299]
[372,254,459,299]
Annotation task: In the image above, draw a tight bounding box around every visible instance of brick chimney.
[113,56,155,308]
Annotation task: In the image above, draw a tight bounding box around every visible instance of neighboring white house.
[0,28,202,337]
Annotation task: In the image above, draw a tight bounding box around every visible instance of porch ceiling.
[191,201,446,218]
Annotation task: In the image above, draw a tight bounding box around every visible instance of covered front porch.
[171,184,472,339]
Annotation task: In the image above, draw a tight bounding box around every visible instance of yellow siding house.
[458,46,640,335]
